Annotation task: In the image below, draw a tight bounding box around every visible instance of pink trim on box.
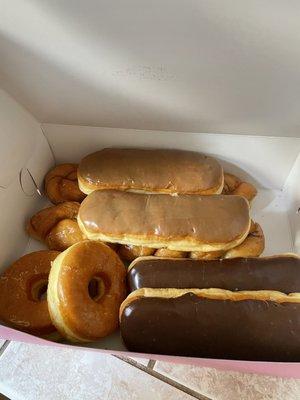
[1,325,299,378]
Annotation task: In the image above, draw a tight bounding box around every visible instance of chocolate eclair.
[128,254,300,292]
[120,288,300,361]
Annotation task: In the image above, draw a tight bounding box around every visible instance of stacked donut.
[0,148,299,362]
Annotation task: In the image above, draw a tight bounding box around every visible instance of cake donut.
[0,251,59,337]
[45,163,86,204]
[48,240,126,342]
[78,148,224,195]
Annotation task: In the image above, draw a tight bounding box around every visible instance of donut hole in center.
[29,276,49,302]
[88,276,107,302]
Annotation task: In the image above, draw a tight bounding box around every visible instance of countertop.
[0,340,300,399]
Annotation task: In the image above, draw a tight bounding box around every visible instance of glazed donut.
[154,249,187,258]
[48,241,126,342]
[118,245,155,262]
[45,163,86,204]
[0,251,59,337]
[27,202,85,251]
[222,173,257,202]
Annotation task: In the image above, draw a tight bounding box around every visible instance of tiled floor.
[155,362,300,400]
[0,341,300,400]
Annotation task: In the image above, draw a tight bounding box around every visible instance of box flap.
[1,1,300,136]
[0,90,44,188]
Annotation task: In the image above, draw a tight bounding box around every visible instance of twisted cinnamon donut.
[45,164,86,204]
[154,249,187,258]
[190,221,264,260]
[27,202,84,251]
[222,173,257,202]
[118,245,155,262]
[224,221,265,259]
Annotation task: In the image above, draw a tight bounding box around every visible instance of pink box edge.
[1,325,299,379]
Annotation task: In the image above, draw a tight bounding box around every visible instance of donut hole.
[88,275,108,302]
[29,276,49,302]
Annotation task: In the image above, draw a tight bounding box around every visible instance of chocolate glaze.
[121,293,300,361]
[78,148,223,193]
[128,256,300,293]
[79,191,250,245]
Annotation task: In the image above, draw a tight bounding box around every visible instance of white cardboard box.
[1,0,300,377]
[0,89,299,377]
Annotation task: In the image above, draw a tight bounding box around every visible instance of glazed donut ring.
[48,241,126,342]
[0,251,59,337]
[118,245,155,262]
[223,173,257,202]
[27,202,85,251]
[45,164,86,204]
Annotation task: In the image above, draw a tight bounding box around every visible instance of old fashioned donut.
[27,202,85,251]
[222,173,257,202]
[45,164,86,204]
[118,245,155,262]
[48,241,126,342]
[0,251,59,337]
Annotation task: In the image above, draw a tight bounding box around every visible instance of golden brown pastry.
[48,241,126,342]
[118,245,155,262]
[27,202,85,251]
[45,164,86,204]
[78,191,251,252]
[222,173,257,202]
[0,251,59,337]
[189,250,225,260]
[154,248,187,258]
[190,221,264,259]
[78,148,224,195]
[104,242,119,251]
[224,221,265,258]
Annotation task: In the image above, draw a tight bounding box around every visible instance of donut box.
[0,89,299,377]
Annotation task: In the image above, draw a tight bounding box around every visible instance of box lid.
[1,1,300,137]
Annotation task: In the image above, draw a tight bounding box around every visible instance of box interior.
[0,89,300,372]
